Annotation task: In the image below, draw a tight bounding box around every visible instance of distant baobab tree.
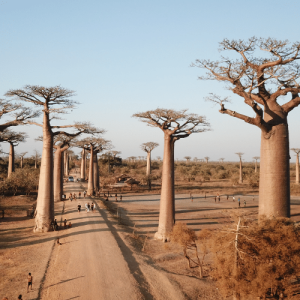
[156,156,161,162]
[291,148,300,185]
[78,137,111,195]
[32,150,41,169]
[6,85,96,232]
[194,37,300,218]
[219,158,225,163]
[141,142,159,177]
[19,152,28,168]
[184,156,191,163]
[133,108,209,240]
[112,150,121,158]
[204,157,209,164]
[0,130,27,178]
[236,152,244,183]
[253,156,260,173]
[193,157,198,163]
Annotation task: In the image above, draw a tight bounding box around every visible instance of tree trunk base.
[154,230,170,242]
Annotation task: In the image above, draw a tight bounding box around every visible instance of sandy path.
[40,181,143,300]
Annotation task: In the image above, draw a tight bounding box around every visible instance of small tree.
[219,158,225,163]
[171,222,209,278]
[291,148,300,185]
[204,157,209,164]
[133,108,209,240]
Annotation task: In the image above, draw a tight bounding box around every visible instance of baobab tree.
[133,108,209,240]
[112,150,121,159]
[184,156,191,164]
[78,137,111,195]
[53,126,97,203]
[204,157,209,164]
[236,153,244,183]
[0,130,27,178]
[253,156,260,173]
[291,148,300,185]
[19,152,28,168]
[157,156,161,162]
[33,150,40,169]
[194,38,300,218]
[0,98,39,132]
[219,158,225,163]
[141,142,159,176]
[5,85,94,232]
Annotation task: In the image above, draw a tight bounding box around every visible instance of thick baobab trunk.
[93,152,99,191]
[8,143,15,178]
[34,111,54,232]
[146,151,151,176]
[155,134,174,241]
[87,147,94,195]
[20,156,24,169]
[259,124,290,218]
[54,146,68,202]
[80,149,86,181]
[35,153,37,169]
[239,158,243,183]
[64,151,69,177]
[295,153,299,185]
[255,160,258,173]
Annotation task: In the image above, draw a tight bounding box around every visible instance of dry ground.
[1,174,300,300]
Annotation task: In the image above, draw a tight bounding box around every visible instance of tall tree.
[33,150,40,169]
[133,108,209,240]
[219,158,225,163]
[253,156,260,173]
[204,157,209,163]
[53,125,98,202]
[141,142,159,176]
[77,137,111,195]
[194,38,300,218]
[6,85,91,232]
[0,130,27,178]
[19,152,28,168]
[291,148,300,185]
[236,152,244,184]
[80,148,86,181]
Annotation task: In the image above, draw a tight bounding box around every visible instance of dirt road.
[40,180,185,300]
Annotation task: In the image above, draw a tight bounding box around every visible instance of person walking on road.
[27,273,33,293]
[115,193,118,202]
[238,198,241,207]
[79,192,81,198]
[91,203,94,211]
[78,203,81,212]
[83,191,87,198]
[120,195,122,201]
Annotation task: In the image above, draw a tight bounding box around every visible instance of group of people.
[77,202,95,212]
[104,192,122,202]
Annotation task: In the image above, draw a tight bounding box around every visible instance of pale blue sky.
[0,0,299,162]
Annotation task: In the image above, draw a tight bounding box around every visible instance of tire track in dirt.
[94,200,154,299]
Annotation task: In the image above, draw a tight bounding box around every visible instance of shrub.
[209,216,300,299]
